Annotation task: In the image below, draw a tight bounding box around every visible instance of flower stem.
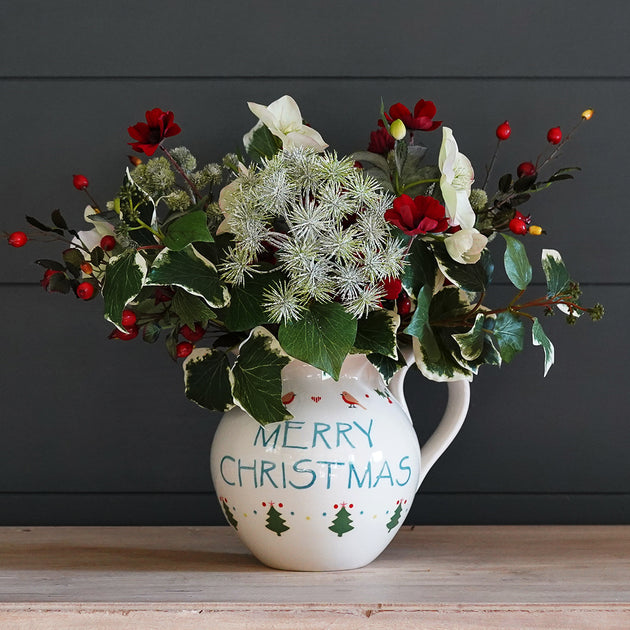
[400,178,440,194]
[536,118,585,172]
[482,139,501,191]
[160,145,201,201]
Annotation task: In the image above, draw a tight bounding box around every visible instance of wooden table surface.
[0,525,628,629]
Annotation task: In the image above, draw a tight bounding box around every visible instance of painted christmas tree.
[221,499,238,530]
[328,504,354,537]
[265,503,289,536]
[386,500,404,532]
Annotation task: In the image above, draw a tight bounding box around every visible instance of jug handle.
[388,347,470,491]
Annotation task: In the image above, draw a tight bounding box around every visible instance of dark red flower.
[385,99,441,131]
[385,194,449,235]
[128,108,181,156]
[367,125,395,154]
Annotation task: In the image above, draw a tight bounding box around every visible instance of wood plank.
[0,526,629,628]
[1,1,628,77]
[1,78,623,283]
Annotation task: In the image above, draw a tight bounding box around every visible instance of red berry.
[547,127,562,145]
[109,324,139,341]
[180,323,205,342]
[72,174,89,190]
[100,235,116,251]
[8,231,28,247]
[41,268,62,289]
[176,341,194,358]
[509,218,528,235]
[121,309,137,327]
[517,162,536,178]
[381,277,403,301]
[496,121,511,140]
[76,281,95,300]
[397,293,411,316]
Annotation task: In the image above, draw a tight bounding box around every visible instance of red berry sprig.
[180,323,205,342]
[76,281,95,300]
[547,127,562,145]
[109,325,139,341]
[121,309,137,327]
[7,231,28,247]
[72,174,89,190]
[176,341,194,358]
[517,162,536,178]
[496,121,511,140]
[100,235,116,251]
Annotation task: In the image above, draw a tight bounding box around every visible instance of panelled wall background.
[1,1,628,524]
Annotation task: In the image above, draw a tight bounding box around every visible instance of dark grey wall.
[1,1,628,525]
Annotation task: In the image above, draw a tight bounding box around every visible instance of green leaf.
[532,317,555,376]
[412,332,474,382]
[400,164,439,197]
[501,233,532,290]
[498,173,512,193]
[171,289,216,328]
[26,215,63,236]
[221,270,284,332]
[62,248,84,269]
[35,259,66,272]
[244,124,281,160]
[146,244,230,309]
[103,250,148,330]
[394,139,408,176]
[492,311,524,363]
[353,309,400,359]
[404,285,440,362]
[402,238,438,296]
[119,169,158,246]
[162,210,214,251]
[350,151,390,173]
[90,246,105,267]
[453,313,486,361]
[513,174,537,193]
[278,301,357,380]
[431,242,493,292]
[366,351,407,384]
[541,249,570,297]
[47,272,71,294]
[184,348,234,413]
[142,322,161,344]
[232,327,292,425]
[51,209,69,230]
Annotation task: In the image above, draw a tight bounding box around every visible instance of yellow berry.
[528,225,543,236]
[389,119,406,141]
[581,108,594,120]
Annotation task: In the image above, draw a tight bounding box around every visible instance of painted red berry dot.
[404,500,407,504]
[76,281,95,300]
[517,161,536,178]
[334,504,338,509]
[176,341,194,358]
[349,504,353,509]
[121,309,137,327]
[365,394,369,398]
[496,120,511,140]
[509,218,528,235]
[278,503,283,508]
[547,126,562,145]
[262,502,266,507]
[397,294,411,316]
[397,500,400,504]
[8,231,28,247]
[180,323,205,342]
[100,235,116,251]
[72,174,89,190]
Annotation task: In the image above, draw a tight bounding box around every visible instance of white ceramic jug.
[210,353,469,571]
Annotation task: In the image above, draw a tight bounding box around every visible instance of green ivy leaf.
[501,233,532,290]
[162,210,214,251]
[103,250,147,330]
[232,327,291,425]
[278,301,357,380]
[492,311,524,363]
[541,249,570,297]
[146,244,230,309]
[184,348,234,413]
[222,270,284,332]
[452,313,486,361]
[367,351,407,384]
[244,124,281,161]
[353,309,400,359]
[532,317,555,376]
[402,238,438,296]
[404,285,440,362]
[431,242,493,292]
[171,289,216,328]
[119,168,158,246]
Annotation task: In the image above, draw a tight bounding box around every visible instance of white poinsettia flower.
[243,95,328,152]
[72,205,116,251]
[445,228,488,264]
[439,126,476,229]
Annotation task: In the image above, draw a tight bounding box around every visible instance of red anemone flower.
[128,108,181,156]
[385,194,449,235]
[385,99,441,131]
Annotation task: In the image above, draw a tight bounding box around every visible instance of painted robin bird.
[340,391,366,409]
[281,391,296,405]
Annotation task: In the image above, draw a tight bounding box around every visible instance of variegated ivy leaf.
[492,311,524,363]
[353,309,400,359]
[541,249,570,297]
[146,244,230,309]
[183,347,234,413]
[532,317,555,377]
[103,250,148,331]
[278,301,357,380]
[402,238,438,297]
[162,210,214,251]
[412,334,474,382]
[367,351,408,384]
[404,285,441,362]
[431,241,493,293]
[171,289,216,328]
[501,233,532,290]
[231,327,292,426]
[453,313,486,361]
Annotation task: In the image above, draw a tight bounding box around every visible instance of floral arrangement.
[5,96,602,425]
